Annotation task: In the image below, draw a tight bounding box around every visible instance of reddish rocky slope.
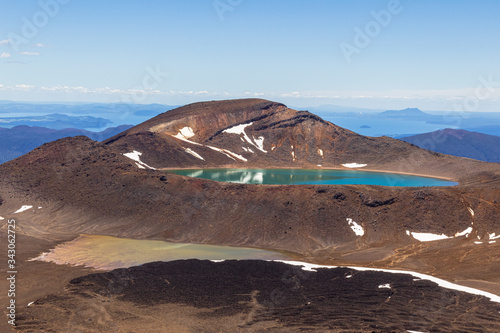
[104,99,499,180]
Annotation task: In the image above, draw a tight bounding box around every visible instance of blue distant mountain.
[378,108,436,120]
[0,124,133,164]
[0,113,112,130]
[400,128,500,163]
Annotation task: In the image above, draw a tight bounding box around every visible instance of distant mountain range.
[400,128,500,163]
[0,113,113,130]
[0,101,178,127]
[0,124,133,164]
[309,106,500,137]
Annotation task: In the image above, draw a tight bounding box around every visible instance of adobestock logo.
[7,0,70,53]
[213,0,243,21]
[339,0,405,63]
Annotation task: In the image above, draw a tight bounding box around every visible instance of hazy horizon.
[1,0,499,111]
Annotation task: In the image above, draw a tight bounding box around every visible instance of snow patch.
[184,148,205,160]
[38,206,42,209]
[474,241,483,244]
[455,227,473,238]
[489,241,497,244]
[0,216,4,220]
[274,260,500,304]
[123,151,156,170]
[317,148,324,157]
[27,302,34,307]
[14,205,33,214]
[208,146,247,162]
[346,274,352,278]
[224,122,253,136]
[347,218,365,236]
[467,207,474,216]
[136,163,145,169]
[378,284,391,289]
[490,233,500,240]
[342,163,367,168]
[222,122,267,153]
[171,126,249,162]
[175,126,195,140]
[291,151,296,161]
[408,231,450,242]
[253,136,266,153]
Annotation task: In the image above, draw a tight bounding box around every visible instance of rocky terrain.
[14,260,500,332]
[1,98,500,332]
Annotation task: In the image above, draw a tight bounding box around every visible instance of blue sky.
[1,0,499,111]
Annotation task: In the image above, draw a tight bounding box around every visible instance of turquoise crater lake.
[168,169,458,187]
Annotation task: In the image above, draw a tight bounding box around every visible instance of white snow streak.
[172,127,248,162]
[455,227,473,237]
[342,163,368,168]
[27,302,35,307]
[0,216,4,220]
[347,218,365,236]
[378,284,391,289]
[223,123,252,136]
[123,151,156,170]
[14,205,33,214]
[408,231,450,242]
[208,146,247,162]
[467,207,474,216]
[253,136,266,153]
[490,233,500,240]
[223,122,267,153]
[408,226,473,242]
[317,148,324,157]
[184,148,205,160]
[274,260,500,304]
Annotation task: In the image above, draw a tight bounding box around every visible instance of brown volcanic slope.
[104,98,499,180]
[1,99,500,332]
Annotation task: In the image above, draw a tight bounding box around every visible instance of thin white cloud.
[0,39,10,46]
[14,84,35,90]
[0,52,11,58]
[34,43,45,48]
[20,51,40,56]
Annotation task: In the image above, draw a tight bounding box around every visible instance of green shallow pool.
[168,168,457,187]
[31,235,292,270]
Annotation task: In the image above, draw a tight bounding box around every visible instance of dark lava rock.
[16,260,500,332]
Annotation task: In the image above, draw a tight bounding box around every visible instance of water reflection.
[169,169,457,187]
